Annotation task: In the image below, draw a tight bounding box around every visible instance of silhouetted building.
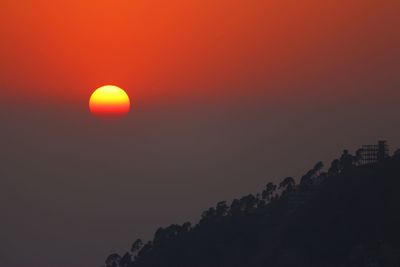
[360,141,389,165]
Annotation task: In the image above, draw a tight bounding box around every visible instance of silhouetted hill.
[104,146,400,267]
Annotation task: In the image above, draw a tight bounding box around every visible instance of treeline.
[104,147,400,267]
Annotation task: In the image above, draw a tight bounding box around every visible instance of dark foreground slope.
[104,153,400,267]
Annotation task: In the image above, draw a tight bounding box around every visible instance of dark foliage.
[104,146,400,267]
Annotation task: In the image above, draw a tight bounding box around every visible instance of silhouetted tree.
[119,253,132,267]
[136,241,152,260]
[279,176,295,196]
[328,159,341,176]
[200,207,217,223]
[131,239,143,254]
[182,222,191,232]
[240,194,258,211]
[262,182,277,202]
[104,143,400,267]
[216,201,229,217]
[313,161,324,173]
[340,149,355,170]
[105,253,121,267]
[229,198,242,217]
[300,161,324,190]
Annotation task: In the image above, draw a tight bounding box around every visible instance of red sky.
[1,2,400,267]
[1,0,399,108]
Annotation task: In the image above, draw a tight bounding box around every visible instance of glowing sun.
[89,85,131,117]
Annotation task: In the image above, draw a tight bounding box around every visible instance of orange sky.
[1,3,400,266]
[0,0,399,108]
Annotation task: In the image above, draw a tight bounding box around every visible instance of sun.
[89,85,131,117]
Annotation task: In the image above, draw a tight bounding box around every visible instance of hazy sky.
[0,1,399,266]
